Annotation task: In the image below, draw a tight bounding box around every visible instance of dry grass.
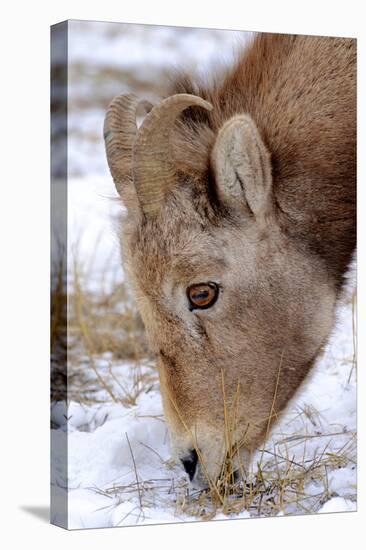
[95,346,356,521]
[51,244,150,405]
[174,429,356,520]
[171,358,356,520]
[96,423,356,522]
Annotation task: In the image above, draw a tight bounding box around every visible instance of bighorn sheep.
[104,33,356,486]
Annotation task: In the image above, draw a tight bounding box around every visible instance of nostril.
[232,469,240,483]
[180,449,198,481]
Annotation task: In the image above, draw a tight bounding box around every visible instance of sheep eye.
[187,282,219,310]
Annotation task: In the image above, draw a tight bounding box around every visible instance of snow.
[68,20,247,75]
[67,176,123,291]
[318,497,356,514]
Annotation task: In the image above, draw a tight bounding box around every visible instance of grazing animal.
[104,33,356,486]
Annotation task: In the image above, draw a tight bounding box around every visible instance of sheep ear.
[211,115,272,220]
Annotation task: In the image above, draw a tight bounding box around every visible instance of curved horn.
[104,93,152,195]
[134,94,213,217]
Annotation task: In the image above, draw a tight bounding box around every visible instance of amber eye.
[187,282,219,310]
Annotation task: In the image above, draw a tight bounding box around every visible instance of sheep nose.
[180,449,198,480]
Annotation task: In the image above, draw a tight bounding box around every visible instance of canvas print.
[51,20,356,529]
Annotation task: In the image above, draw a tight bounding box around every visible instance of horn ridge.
[104,93,148,195]
[134,94,213,217]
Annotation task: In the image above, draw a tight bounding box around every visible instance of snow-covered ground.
[51,20,357,529]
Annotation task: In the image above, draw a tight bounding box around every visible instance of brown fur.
[117,33,356,484]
